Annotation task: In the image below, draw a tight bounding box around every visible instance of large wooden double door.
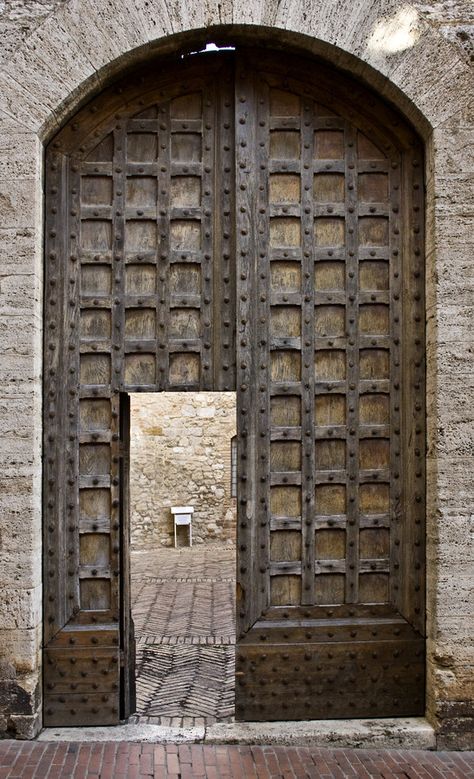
[43,48,425,725]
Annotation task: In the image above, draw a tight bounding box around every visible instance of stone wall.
[130,394,236,548]
[0,0,472,746]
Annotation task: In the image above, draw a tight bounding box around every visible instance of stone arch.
[0,1,472,742]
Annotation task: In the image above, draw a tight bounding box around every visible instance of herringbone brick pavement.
[130,545,236,725]
[0,742,473,778]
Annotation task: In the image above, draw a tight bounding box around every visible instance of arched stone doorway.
[43,46,425,727]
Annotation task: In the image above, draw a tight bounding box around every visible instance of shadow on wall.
[130,393,237,548]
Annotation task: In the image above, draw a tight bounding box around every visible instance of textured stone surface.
[130,394,236,548]
[131,546,235,724]
[0,0,472,746]
[0,1,68,66]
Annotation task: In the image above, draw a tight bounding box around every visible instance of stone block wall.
[130,394,236,548]
[0,0,472,746]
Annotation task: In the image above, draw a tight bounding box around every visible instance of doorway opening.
[128,392,236,725]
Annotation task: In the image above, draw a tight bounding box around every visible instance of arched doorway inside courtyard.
[42,45,426,727]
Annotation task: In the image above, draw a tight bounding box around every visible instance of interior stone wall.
[0,0,472,746]
[130,394,236,548]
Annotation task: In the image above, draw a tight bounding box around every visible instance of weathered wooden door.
[233,51,425,720]
[43,48,425,726]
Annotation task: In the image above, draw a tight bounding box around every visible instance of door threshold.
[38,717,436,749]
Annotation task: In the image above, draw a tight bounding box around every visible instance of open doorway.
[128,392,236,725]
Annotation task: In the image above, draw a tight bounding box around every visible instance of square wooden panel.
[79,489,110,521]
[359,483,390,514]
[81,265,112,296]
[169,263,201,295]
[271,261,301,292]
[359,394,389,425]
[124,309,156,340]
[171,176,201,207]
[125,220,157,251]
[315,350,346,382]
[315,439,346,471]
[359,438,390,470]
[359,573,389,603]
[359,304,389,335]
[168,309,201,339]
[82,176,113,206]
[358,217,388,246]
[270,395,301,427]
[126,176,157,207]
[171,133,202,162]
[359,349,390,380]
[80,309,112,340]
[79,444,111,476]
[315,484,346,515]
[314,305,345,337]
[269,174,301,204]
[314,129,344,159]
[314,574,345,605]
[124,353,156,385]
[80,579,111,611]
[359,528,389,558]
[270,441,302,472]
[314,217,345,247]
[315,529,346,559]
[80,534,110,567]
[170,220,201,251]
[315,261,345,291]
[270,576,301,606]
[80,354,111,386]
[315,394,345,426]
[125,265,156,295]
[270,306,301,338]
[168,352,200,386]
[270,217,301,248]
[127,133,158,161]
[270,130,301,158]
[270,531,302,562]
[82,220,113,251]
[359,261,389,291]
[313,173,345,202]
[271,351,301,382]
[270,486,302,518]
[79,399,111,432]
[358,172,388,202]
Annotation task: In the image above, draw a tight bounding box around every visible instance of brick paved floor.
[0,742,473,778]
[130,545,236,725]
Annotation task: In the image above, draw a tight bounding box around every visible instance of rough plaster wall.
[0,0,472,745]
[130,394,236,548]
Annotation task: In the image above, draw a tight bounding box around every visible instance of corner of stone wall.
[430,700,474,750]
[426,641,474,749]
[0,663,42,739]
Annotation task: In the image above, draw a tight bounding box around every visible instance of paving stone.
[131,545,236,725]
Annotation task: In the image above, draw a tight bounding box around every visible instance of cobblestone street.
[130,545,236,725]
